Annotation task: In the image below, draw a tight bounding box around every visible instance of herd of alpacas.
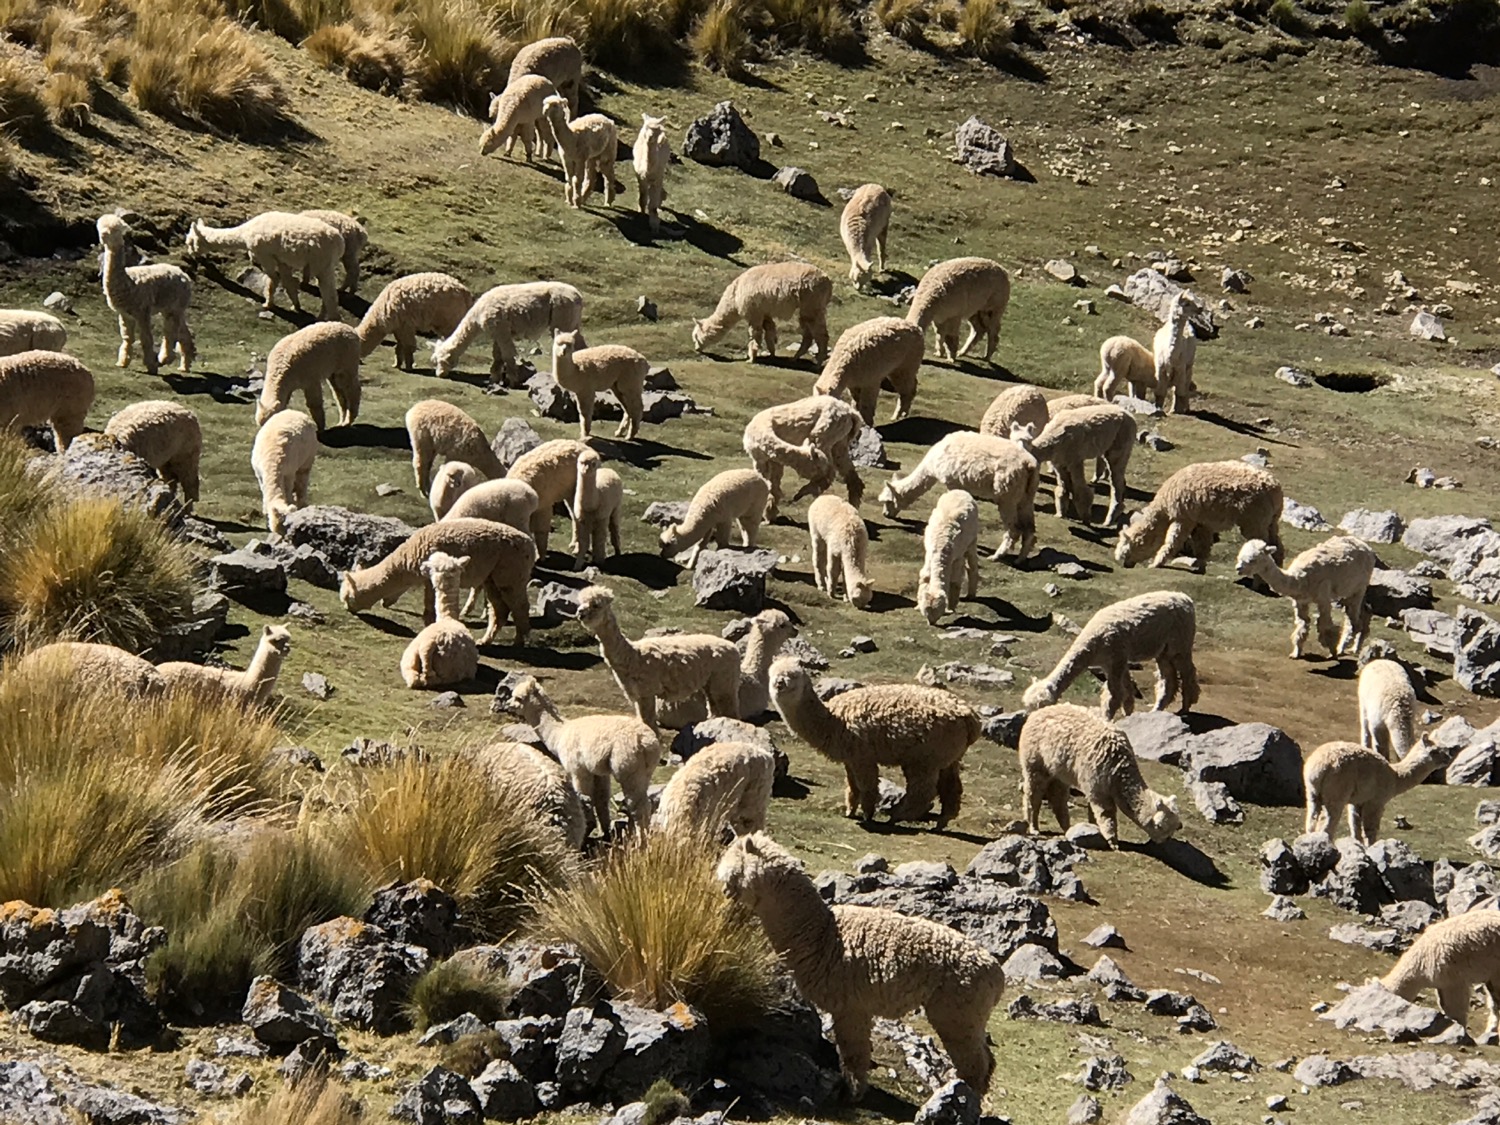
[2,33,1498,1100]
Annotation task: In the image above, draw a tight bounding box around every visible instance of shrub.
[1344,0,1373,33]
[41,67,91,127]
[333,754,575,939]
[873,0,928,43]
[537,830,777,1028]
[957,0,1012,59]
[438,1029,505,1077]
[0,433,48,532]
[0,52,51,140]
[304,19,414,94]
[565,0,677,72]
[0,495,196,653]
[225,1072,364,1125]
[690,0,753,75]
[641,1080,690,1125]
[402,0,508,117]
[761,0,862,60]
[1268,0,1305,32]
[223,0,350,42]
[406,956,512,1031]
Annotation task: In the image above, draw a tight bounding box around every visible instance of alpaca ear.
[262,625,275,638]
[1164,795,1180,814]
[742,834,760,856]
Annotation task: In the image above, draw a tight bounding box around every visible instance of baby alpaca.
[481,74,558,162]
[551,329,648,440]
[400,551,479,689]
[574,585,740,730]
[1381,911,1500,1044]
[770,658,978,827]
[1303,736,1447,845]
[840,183,892,288]
[358,273,474,371]
[1011,403,1135,526]
[432,281,584,386]
[0,309,66,357]
[718,832,1005,1098]
[693,262,834,363]
[185,211,344,320]
[104,400,202,503]
[1018,703,1182,848]
[496,673,661,835]
[916,489,980,626]
[1022,591,1199,719]
[1116,460,1283,570]
[979,384,1048,439]
[813,316,924,425]
[541,95,617,209]
[659,468,770,567]
[742,394,864,519]
[158,624,292,708]
[632,113,669,233]
[507,438,591,557]
[570,448,623,567]
[405,399,505,492]
[1235,535,1375,659]
[96,215,195,376]
[1093,335,1154,401]
[1358,657,1417,761]
[251,410,317,537]
[428,461,487,520]
[0,350,94,450]
[255,322,361,432]
[808,494,873,609]
[1153,294,1198,414]
[906,256,1010,361]
[651,740,775,838]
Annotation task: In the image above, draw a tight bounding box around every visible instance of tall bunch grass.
[304,18,414,93]
[874,0,929,43]
[537,830,778,1028]
[554,0,677,72]
[401,0,508,115]
[225,1072,365,1125]
[957,0,1012,59]
[0,50,50,140]
[405,956,512,1031]
[690,0,753,74]
[760,0,861,59]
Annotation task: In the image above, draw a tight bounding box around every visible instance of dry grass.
[405,956,513,1031]
[303,17,414,94]
[536,830,779,1028]
[0,49,51,140]
[690,0,754,75]
[956,0,1012,59]
[558,0,677,72]
[224,1072,365,1125]
[760,0,862,59]
[873,0,929,43]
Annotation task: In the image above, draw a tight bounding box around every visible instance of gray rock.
[416,1013,488,1046]
[1114,394,1163,416]
[209,547,287,596]
[692,548,778,612]
[1007,993,1102,1025]
[214,1036,267,1058]
[1122,1078,1210,1125]
[849,424,890,468]
[1282,497,1331,531]
[1293,1055,1357,1086]
[470,1060,536,1121]
[1117,711,1193,765]
[1340,508,1404,543]
[391,1066,483,1124]
[1313,838,1391,915]
[184,1058,251,1097]
[534,582,582,628]
[303,672,332,700]
[431,691,463,709]
[491,417,543,471]
[1139,430,1173,452]
[1366,569,1435,617]
[0,1061,72,1124]
[931,661,1013,688]
[1329,922,1403,953]
[1074,1054,1131,1091]
[1144,990,1198,1017]
[1275,365,1314,387]
[1378,899,1441,936]
[849,635,877,653]
[144,592,230,662]
[64,1086,187,1124]
[603,1000,711,1100]
[1445,862,1500,915]
[1068,1094,1103,1125]
[1122,269,1217,338]
[641,500,690,528]
[1082,924,1125,949]
[1186,778,1243,825]
[490,1016,562,1085]
[1260,838,1306,895]
[1450,531,1500,604]
[1319,981,1458,1041]
[815,676,863,699]
[711,995,842,1107]
[1087,954,1145,1001]
[773,166,822,201]
[282,505,415,571]
[1046,259,1080,284]
[32,435,186,527]
[1221,268,1252,293]
[1262,895,1306,921]
[1470,825,1500,858]
[555,1003,627,1096]
[1066,823,1110,850]
[1191,1040,1259,1073]
[682,101,761,171]
[954,116,1016,177]
[1180,723,1303,805]
[1367,839,1433,903]
[914,1079,981,1125]
[1479,799,1500,826]
[1401,608,1458,658]
[241,976,337,1052]
[1401,515,1493,563]
[964,834,1087,898]
[365,880,459,958]
[981,710,1027,748]
[1457,606,1500,696]
[642,389,709,423]
[1292,833,1338,882]
[1002,943,1068,982]
[1411,310,1446,340]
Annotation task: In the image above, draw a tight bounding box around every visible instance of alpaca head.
[96,214,129,250]
[848,577,874,610]
[767,657,810,706]
[493,672,545,720]
[338,569,364,610]
[430,462,478,517]
[183,220,204,256]
[715,831,797,912]
[574,584,616,631]
[691,319,710,352]
[916,580,945,626]
[1143,793,1181,842]
[420,550,469,586]
[753,609,796,650]
[1113,511,1151,568]
[260,624,292,656]
[541,94,570,128]
[1008,421,1038,452]
[254,400,275,428]
[267,499,293,538]
[641,112,665,136]
[1021,680,1056,711]
[552,329,581,364]
[479,123,503,156]
[877,479,901,519]
[658,525,684,558]
[1234,539,1274,579]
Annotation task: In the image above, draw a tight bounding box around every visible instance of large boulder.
[0,1061,72,1125]
[33,435,186,527]
[1121,269,1217,339]
[280,505,415,571]
[1401,515,1492,563]
[1312,838,1392,915]
[208,546,288,597]
[1116,711,1192,764]
[1365,569,1434,617]
[692,548,779,612]
[391,1066,484,1124]
[602,1000,711,1100]
[1319,981,1458,1042]
[296,916,431,1035]
[1447,723,1500,786]
[364,879,459,958]
[1340,508,1404,544]
[914,1079,981,1125]
[953,116,1016,178]
[1401,607,1458,658]
[471,1060,536,1121]
[1456,606,1500,697]
[1451,531,1500,604]
[241,976,338,1053]
[1179,723,1302,804]
[491,417,543,471]
[710,991,842,1108]
[555,1002,627,1098]
[683,102,761,171]
[1122,1079,1210,1125]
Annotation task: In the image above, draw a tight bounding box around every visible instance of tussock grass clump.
[537,830,778,1028]
[400,0,509,116]
[956,0,1012,59]
[406,956,512,1031]
[874,0,929,44]
[0,495,196,654]
[1268,0,1306,32]
[691,0,754,75]
[438,1028,505,1077]
[225,1072,365,1125]
[0,50,52,140]
[334,754,575,940]
[225,0,351,42]
[760,0,862,60]
[553,0,679,72]
[1344,0,1373,34]
[641,1080,690,1125]
[304,18,414,94]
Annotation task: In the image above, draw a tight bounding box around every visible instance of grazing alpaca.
[1235,536,1376,660]
[1358,656,1417,761]
[96,215,195,376]
[1381,911,1500,1044]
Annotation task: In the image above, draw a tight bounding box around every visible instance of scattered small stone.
[1275,365,1314,387]
[850,635,877,653]
[43,291,72,312]
[1044,583,1062,597]
[773,166,822,201]
[1074,1054,1132,1091]
[1293,1055,1356,1087]
[1410,311,1446,340]
[1069,1094,1103,1125]
[1262,895,1306,922]
[1082,925,1125,950]
[1139,430,1173,452]
[1191,1041,1259,1074]
[375,483,401,497]
[1046,260,1080,284]
[954,116,1017,178]
[1075,299,1097,314]
[637,296,658,321]
[1121,1078,1210,1125]
[302,672,332,700]
[1267,1095,1288,1111]
[431,691,463,709]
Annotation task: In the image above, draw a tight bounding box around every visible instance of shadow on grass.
[320,423,411,451]
[1190,408,1296,443]
[193,261,318,327]
[878,416,967,445]
[485,643,601,672]
[199,515,260,534]
[951,595,1053,634]
[160,370,256,405]
[589,435,712,469]
[1133,837,1229,888]
[1020,546,1111,575]
[868,269,920,299]
[351,611,417,639]
[868,589,916,613]
[773,774,811,800]
[596,552,682,591]
[661,207,745,261]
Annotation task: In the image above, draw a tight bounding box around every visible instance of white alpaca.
[1116,461,1283,570]
[96,215,195,376]
[570,448,623,567]
[693,262,834,363]
[496,673,662,835]
[808,494,873,609]
[428,461,487,520]
[742,394,864,519]
[1018,702,1182,848]
[877,432,1038,561]
[0,309,66,357]
[444,479,539,535]
[1022,591,1199,719]
[1358,657,1417,761]
[1303,736,1447,844]
[255,322,361,432]
[509,36,584,113]
[185,211,344,320]
[298,209,367,294]
[1381,911,1500,1043]
[541,95,617,209]
[978,385,1048,439]
[717,833,1006,1099]
[400,551,479,689]
[916,489,980,626]
[158,624,292,708]
[1010,403,1135,526]
[465,739,587,850]
[1153,294,1198,414]
[551,329,648,440]
[1093,335,1154,401]
[357,273,473,371]
[481,75,558,161]
[812,316,924,425]
[632,113,669,233]
[1234,535,1375,659]
[507,438,590,557]
[652,741,776,838]
[432,281,583,386]
[906,256,1010,361]
[405,399,505,492]
[659,468,770,567]
[840,183,891,288]
[103,400,201,502]
[657,609,798,727]
[0,350,94,450]
[574,585,740,730]
[15,641,164,699]
[251,410,317,537]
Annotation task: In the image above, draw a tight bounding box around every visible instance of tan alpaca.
[1381,911,1500,1044]
[1302,736,1447,844]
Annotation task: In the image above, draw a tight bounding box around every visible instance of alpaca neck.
[192,222,246,248]
[1253,559,1302,597]
[1390,750,1444,791]
[99,246,134,313]
[777,687,848,765]
[1038,630,1093,696]
[242,641,285,703]
[589,609,645,684]
[1381,959,1424,999]
[525,696,565,746]
[741,626,783,684]
[749,862,841,969]
[552,347,578,392]
[432,577,463,621]
[1114,766,1162,830]
[574,465,596,518]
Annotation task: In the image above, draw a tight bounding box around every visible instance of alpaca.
[507,438,591,558]
[103,400,202,503]
[840,183,892,288]
[400,551,479,689]
[651,740,775,838]
[357,273,473,371]
[495,673,661,836]
[717,832,1006,1098]
[1303,736,1448,845]
[1023,591,1199,719]
[1153,294,1198,414]
[541,95,617,209]
[14,641,164,699]
[742,395,864,519]
[428,461,487,520]
[574,585,740,731]
[405,400,505,492]
[1235,536,1376,659]
[812,316,925,425]
[185,211,344,320]
[432,281,584,387]
[255,322,361,432]
[979,385,1048,439]
[298,209,367,294]
[1018,702,1182,848]
[808,494,873,609]
[693,263,834,363]
[465,739,588,850]
[0,350,94,451]
[480,75,558,162]
[551,330,648,440]
[906,257,1010,361]
[158,625,292,708]
[659,468,770,568]
[1358,657,1417,761]
[570,448,623,567]
[769,658,978,828]
[1010,403,1135,526]
[96,215,195,377]
[657,609,798,726]
[251,410,317,537]
[1092,335,1154,402]
[1381,911,1500,1044]
[0,309,67,357]
[509,36,584,113]
[916,489,981,626]
[1115,461,1283,570]
[443,479,539,534]
[632,113,670,233]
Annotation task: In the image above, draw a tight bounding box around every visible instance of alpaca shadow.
[595,552,681,591]
[319,424,411,451]
[931,825,992,847]
[933,358,1020,382]
[488,645,601,673]
[160,371,257,405]
[857,1087,919,1122]
[1020,546,1110,575]
[877,416,967,445]
[1064,524,1121,553]
[867,270,920,299]
[351,611,418,640]
[1133,837,1229,888]
[588,435,712,469]
[953,595,1053,634]
[1179,711,1236,735]
[223,589,291,616]
[1310,660,1361,681]
[199,515,260,534]
[662,208,745,262]
[336,290,372,319]
[197,262,318,327]
[990,46,1050,85]
[773,774,811,800]
[867,590,916,613]
[1191,409,1291,443]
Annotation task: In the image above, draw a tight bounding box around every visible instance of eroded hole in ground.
[1315,371,1390,393]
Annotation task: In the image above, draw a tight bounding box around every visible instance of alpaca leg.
[1437,985,1471,1034]
[319,268,339,320]
[763,462,785,521]
[576,390,594,439]
[1348,804,1366,845]
[395,328,415,370]
[173,312,196,371]
[1305,794,1323,836]
[828,553,845,601]
[608,509,622,557]
[615,380,643,440]
[1315,599,1340,655]
[303,382,327,433]
[293,467,311,507]
[590,773,614,839]
[925,1007,994,1095]
[1481,982,1500,1044]
[411,442,430,492]
[812,535,829,595]
[762,318,779,359]
[935,764,963,828]
[1021,766,1043,833]
[1091,800,1120,848]
[983,309,1001,361]
[1148,521,1190,569]
[633,691,660,732]
[1362,802,1385,843]
[1289,601,1312,659]
[1105,663,1135,719]
[845,760,879,820]
[1046,781,1071,833]
[830,1013,873,1102]
[115,316,133,367]
[793,313,814,360]
[1175,652,1199,713]
[137,315,159,375]
[501,581,531,646]
[894,768,939,823]
[955,316,981,358]
[1154,655,1179,711]
[279,264,304,312]
[964,545,981,597]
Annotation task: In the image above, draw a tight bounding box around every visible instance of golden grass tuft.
[956,0,1012,59]
[304,18,414,94]
[224,1071,365,1125]
[401,0,508,116]
[0,49,51,140]
[537,830,778,1028]
[760,0,862,60]
[690,0,754,75]
[560,0,677,72]
[873,0,928,43]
